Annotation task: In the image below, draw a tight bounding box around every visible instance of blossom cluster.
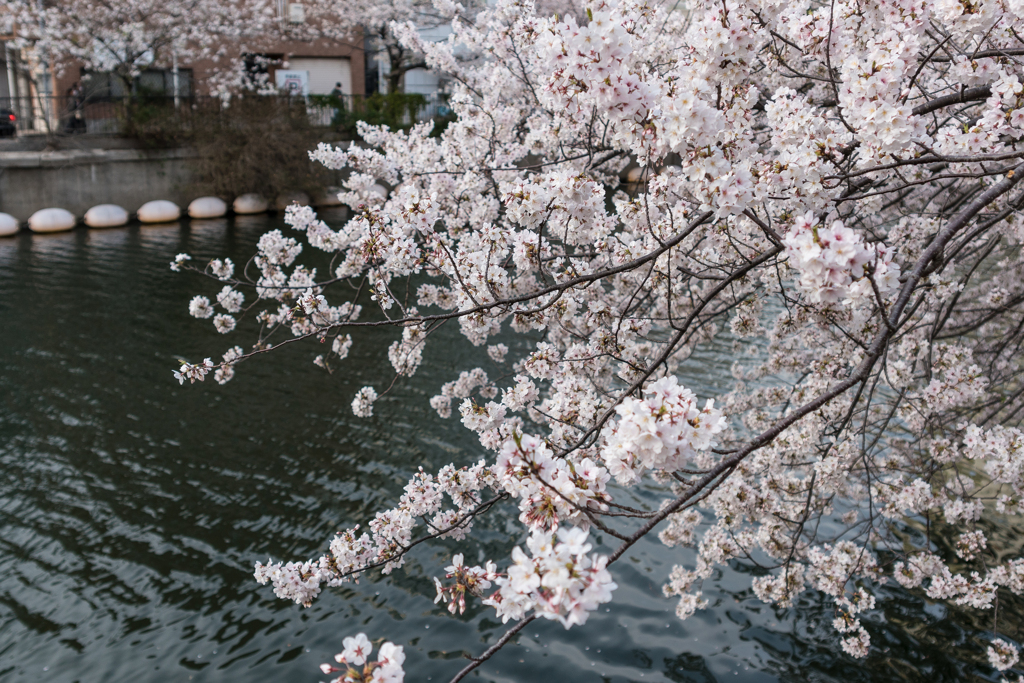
[483,527,617,628]
[600,376,727,484]
[783,212,901,306]
[173,358,213,385]
[493,432,611,531]
[319,633,405,683]
[988,638,1020,672]
[433,553,499,614]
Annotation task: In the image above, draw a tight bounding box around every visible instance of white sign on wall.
[287,58,352,96]
[288,3,305,23]
[275,70,309,96]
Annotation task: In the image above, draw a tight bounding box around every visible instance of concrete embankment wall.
[0,148,196,222]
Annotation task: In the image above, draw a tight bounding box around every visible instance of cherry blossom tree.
[1,0,281,95]
[173,0,1024,678]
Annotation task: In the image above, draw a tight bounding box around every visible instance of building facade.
[0,3,367,135]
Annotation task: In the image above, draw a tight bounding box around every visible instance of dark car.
[0,109,16,137]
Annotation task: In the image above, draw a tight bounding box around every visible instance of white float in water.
[137,200,181,224]
[29,208,77,233]
[188,196,227,219]
[84,204,129,228]
[275,191,311,211]
[233,193,269,215]
[626,167,646,184]
[0,212,19,236]
[313,187,343,207]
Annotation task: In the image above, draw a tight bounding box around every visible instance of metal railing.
[0,94,187,136]
[0,93,450,139]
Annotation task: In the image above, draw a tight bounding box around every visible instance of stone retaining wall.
[0,148,197,221]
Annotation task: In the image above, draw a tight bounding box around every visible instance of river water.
[0,215,1011,683]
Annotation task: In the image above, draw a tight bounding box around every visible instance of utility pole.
[35,0,53,133]
[5,42,16,102]
[172,49,179,109]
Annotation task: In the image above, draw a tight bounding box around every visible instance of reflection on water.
[0,219,1014,683]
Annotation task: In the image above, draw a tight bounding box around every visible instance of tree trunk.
[387,69,403,95]
[386,42,404,94]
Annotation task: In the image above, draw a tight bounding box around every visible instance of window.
[81,68,193,99]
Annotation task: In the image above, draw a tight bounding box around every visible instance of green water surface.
[0,215,1012,683]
